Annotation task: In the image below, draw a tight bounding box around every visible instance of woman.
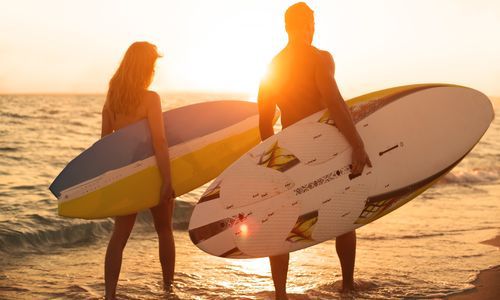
[101,42,175,299]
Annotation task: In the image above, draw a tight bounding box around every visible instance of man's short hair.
[285,2,314,31]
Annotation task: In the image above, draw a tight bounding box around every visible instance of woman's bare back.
[103,91,154,132]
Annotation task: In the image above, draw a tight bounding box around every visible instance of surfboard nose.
[454,86,495,136]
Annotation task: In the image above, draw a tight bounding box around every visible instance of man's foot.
[339,280,356,293]
[339,279,376,293]
[163,280,173,292]
[275,291,289,300]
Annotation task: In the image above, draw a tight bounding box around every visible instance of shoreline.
[447,235,500,300]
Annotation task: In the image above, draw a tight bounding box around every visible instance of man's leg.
[335,230,356,291]
[269,253,290,300]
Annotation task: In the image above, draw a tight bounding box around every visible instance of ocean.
[0,93,499,299]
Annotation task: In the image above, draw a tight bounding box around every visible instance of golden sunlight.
[153,2,285,94]
[1,0,499,96]
[230,257,271,277]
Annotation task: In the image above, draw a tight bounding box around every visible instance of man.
[257,3,371,299]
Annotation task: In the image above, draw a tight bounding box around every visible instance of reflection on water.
[0,95,499,299]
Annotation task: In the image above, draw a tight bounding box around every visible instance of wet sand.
[447,235,500,300]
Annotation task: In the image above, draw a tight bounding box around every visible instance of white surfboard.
[188,84,494,258]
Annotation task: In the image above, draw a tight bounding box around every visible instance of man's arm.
[258,80,276,141]
[315,51,371,175]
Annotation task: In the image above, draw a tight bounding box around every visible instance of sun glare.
[170,27,279,94]
[148,0,286,95]
[2,1,499,95]
[240,224,249,236]
[231,257,271,277]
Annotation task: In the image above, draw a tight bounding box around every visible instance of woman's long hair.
[106,42,161,114]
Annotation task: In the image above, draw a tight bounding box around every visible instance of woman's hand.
[160,183,175,205]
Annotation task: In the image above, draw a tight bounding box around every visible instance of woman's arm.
[146,92,174,202]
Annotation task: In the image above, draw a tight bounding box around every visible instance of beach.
[447,236,500,300]
[1,93,499,299]
[2,0,500,298]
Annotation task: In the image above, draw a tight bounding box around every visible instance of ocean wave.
[0,147,19,152]
[10,185,39,191]
[0,200,194,256]
[0,154,24,162]
[0,218,113,255]
[38,108,61,115]
[0,112,31,119]
[440,167,500,185]
[68,120,87,127]
[0,286,30,293]
[360,225,499,241]
[360,232,446,241]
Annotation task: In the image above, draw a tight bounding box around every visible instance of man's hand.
[351,145,372,176]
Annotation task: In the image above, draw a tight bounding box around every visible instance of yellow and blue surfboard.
[50,101,268,219]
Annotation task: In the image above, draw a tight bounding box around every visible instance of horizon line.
[1,92,499,101]
[0,89,253,97]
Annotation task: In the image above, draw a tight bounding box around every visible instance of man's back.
[265,44,328,127]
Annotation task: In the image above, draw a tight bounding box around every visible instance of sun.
[152,2,286,95]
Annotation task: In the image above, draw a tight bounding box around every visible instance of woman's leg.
[105,213,137,299]
[150,198,175,289]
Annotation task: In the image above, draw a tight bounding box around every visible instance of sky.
[1,0,499,98]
